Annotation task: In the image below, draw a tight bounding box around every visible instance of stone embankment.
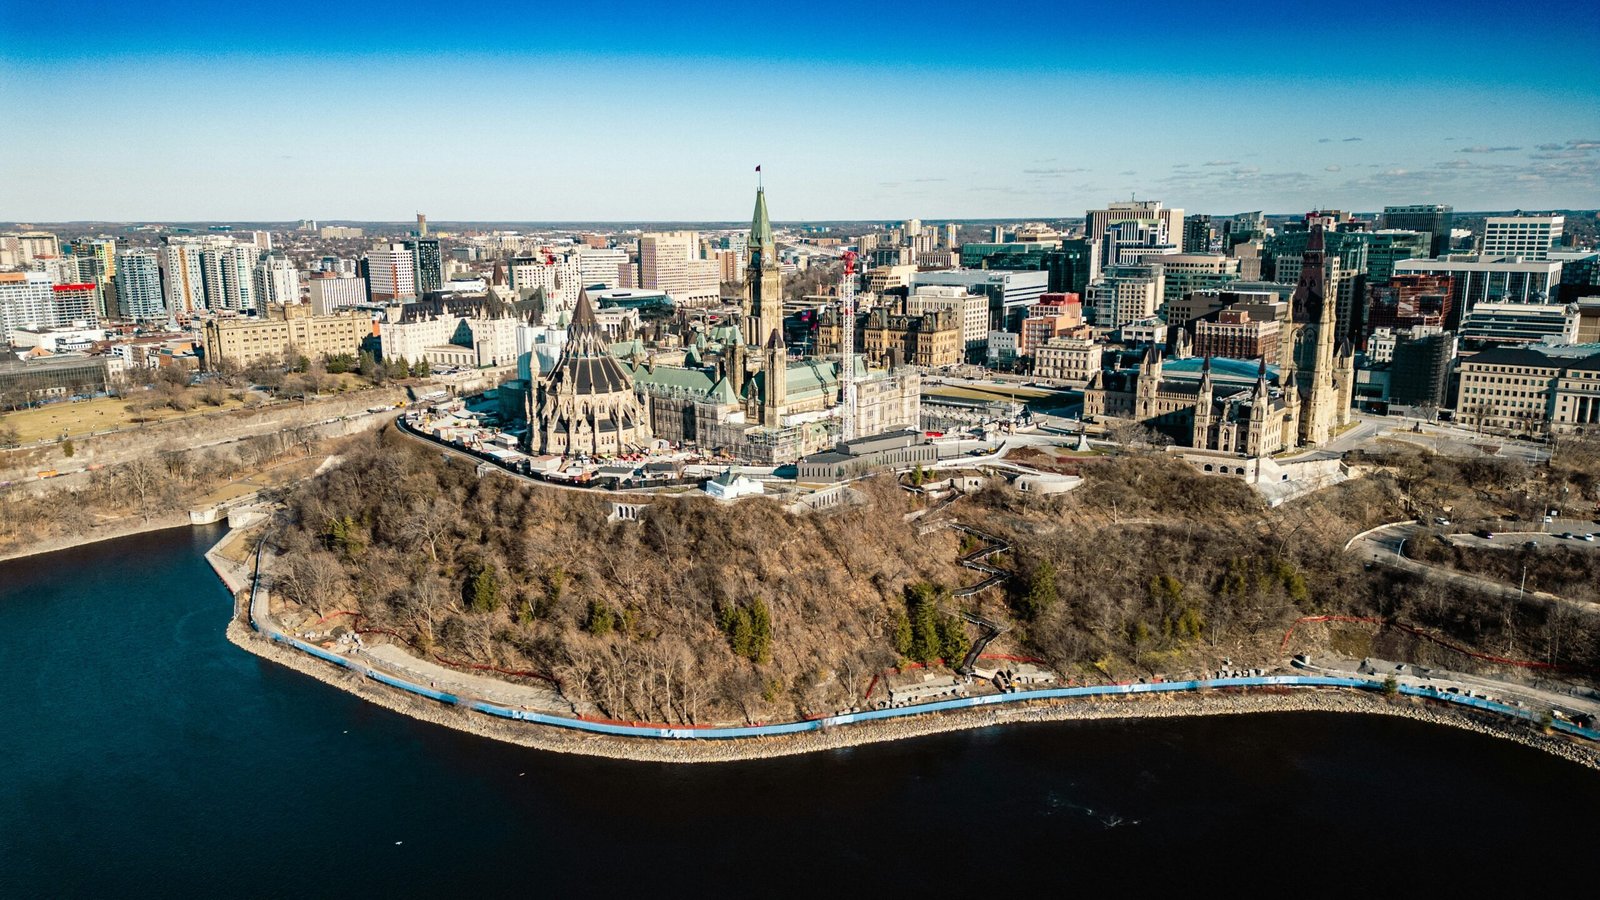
[0,514,193,563]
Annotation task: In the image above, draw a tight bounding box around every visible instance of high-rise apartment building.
[1182,215,1213,253]
[161,240,206,316]
[404,238,443,294]
[0,274,103,344]
[114,249,166,321]
[254,254,301,310]
[200,243,257,312]
[1482,215,1564,260]
[8,231,61,262]
[364,243,417,303]
[1381,204,1453,257]
[638,231,719,307]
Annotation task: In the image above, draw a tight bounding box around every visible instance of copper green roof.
[749,187,775,265]
[631,363,718,398]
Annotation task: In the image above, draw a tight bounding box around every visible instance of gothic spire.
[749,187,775,267]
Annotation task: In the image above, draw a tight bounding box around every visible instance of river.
[2,525,1597,896]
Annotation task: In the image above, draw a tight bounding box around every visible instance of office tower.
[639,231,719,307]
[1086,264,1164,330]
[509,250,583,315]
[1100,220,1178,268]
[1389,329,1455,408]
[1393,257,1563,311]
[1086,200,1185,251]
[1182,215,1213,253]
[1365,230,1432,283]
[307,276,368,316]
[577,247,630,290]
[1482,215,1564,260]
[114,249,165,321]
[404,238,443,294]
[1381,204,1453,257]
[365,243,417,303]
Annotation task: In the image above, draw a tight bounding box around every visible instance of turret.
[762,327,787,426]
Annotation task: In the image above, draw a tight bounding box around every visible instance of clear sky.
[3,0,1597,221]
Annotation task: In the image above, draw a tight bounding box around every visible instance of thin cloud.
[1202,160,1236,167]
[1457,145,1521,153]
[1022,167,1089,175]
[1535,143,1564,151]
[1317,138,1332,143]
[1342,137,1363,142]
[1324,164,1341,172]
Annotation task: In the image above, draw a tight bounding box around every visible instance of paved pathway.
[358,644,577,715]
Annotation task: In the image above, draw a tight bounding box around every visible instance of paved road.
[1298,655,1600,722]
[1351,520,1598,611]
[1449,523,1600,550]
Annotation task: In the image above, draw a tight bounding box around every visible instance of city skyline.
[3,0,1598,220]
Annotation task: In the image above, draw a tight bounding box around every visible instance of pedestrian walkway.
[358,643,577,716]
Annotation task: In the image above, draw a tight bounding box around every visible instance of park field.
[5,395,250,444]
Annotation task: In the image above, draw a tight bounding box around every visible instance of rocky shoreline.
[222,617,1600,770]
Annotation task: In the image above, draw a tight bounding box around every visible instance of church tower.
[1290,221,1341,446]
[1193,355,1214,447]
[742,187,784,351]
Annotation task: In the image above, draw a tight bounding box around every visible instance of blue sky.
[3,0,1597,221]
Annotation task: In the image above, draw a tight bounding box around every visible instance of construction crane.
[839,250,858,442]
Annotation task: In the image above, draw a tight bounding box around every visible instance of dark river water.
[3,525,1597,897]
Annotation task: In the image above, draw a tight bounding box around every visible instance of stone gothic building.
[529,290,651,456]
[1084,222,1354,458]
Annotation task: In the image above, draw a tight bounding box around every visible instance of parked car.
[1581,533,1596,542]
[1478,529,1495,539]
[1433,516,1451,526]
